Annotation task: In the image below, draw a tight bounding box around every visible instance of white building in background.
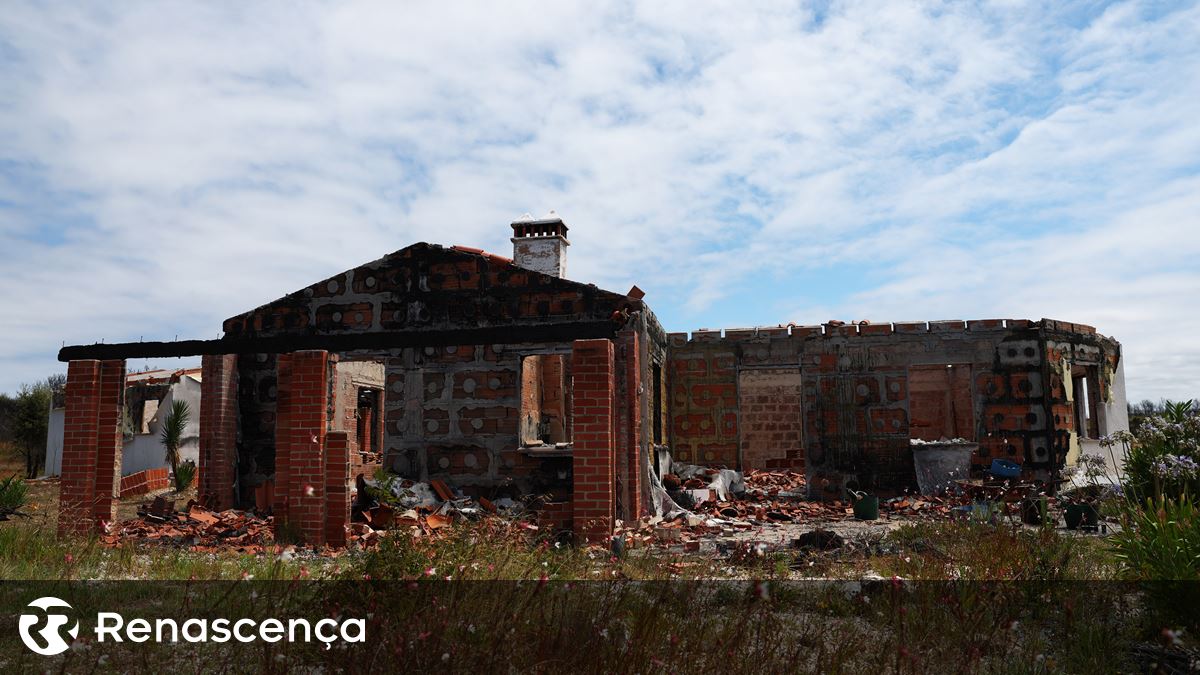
[43,368,203,478]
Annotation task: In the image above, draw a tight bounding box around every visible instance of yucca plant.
[0,473,28,518]
[173,460,197,492]
[160,399,191,475]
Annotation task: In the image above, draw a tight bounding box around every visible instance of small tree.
[9,380,56,479]
[160,399,191,475]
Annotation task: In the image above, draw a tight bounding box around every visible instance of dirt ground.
[0,452,196,531]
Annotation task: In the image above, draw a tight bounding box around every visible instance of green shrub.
[0,473,28,516]
[1111,495,1200,581]
[1110,495,1200,630]
[1106,399,1199,502]
[172,460,196,492]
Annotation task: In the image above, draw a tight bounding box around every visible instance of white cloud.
[0,0,1197,401]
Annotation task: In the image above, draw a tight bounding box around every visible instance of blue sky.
[1,1,1198,401]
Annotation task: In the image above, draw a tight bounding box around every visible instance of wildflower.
[442,653,450,662]
[467,624,476,634]
[424,567,436,576]
[1163,627,1184,647]
[64,553,74,565]
[241,571,254,580]
[304,484,316,497]
[299,567,310,579]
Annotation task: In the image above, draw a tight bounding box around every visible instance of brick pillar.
[572,339,615,544]
[325,431,352,547]
[92,359,125,527]
[59,360,101,537]
[58,359,125,537]
[199,354,239,510]
[617,329,642,521]
[274,350,331,545]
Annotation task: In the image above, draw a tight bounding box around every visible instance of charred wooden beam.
[58,321,620,362]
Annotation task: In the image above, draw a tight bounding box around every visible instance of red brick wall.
[664,320,1109,498]
[324,431,352,547]
[199,353,239,510]
[616,328,642,520]
[58,359,125,536]
[275,350,332,545]
[908,365,975,441]
[119,467,170,497]
[572,339,615,544]
[738,367,804,470]
[59,360,101,537]
[666,334,738,466]
[93,359,125,527]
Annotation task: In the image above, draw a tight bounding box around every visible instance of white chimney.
[510,210,570,278]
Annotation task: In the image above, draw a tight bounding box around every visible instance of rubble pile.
[881,494,969,518]
[103,474,537,554]
[101,497,274,554]
[354,475,530,544]
[627,463,986,552]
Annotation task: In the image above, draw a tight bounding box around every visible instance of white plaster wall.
[511,236,568,278]
[41,376,202,477]
[1099,357,1130,435]
[42,407,65,477]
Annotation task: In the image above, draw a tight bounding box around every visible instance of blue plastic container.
[988,458,1022,479]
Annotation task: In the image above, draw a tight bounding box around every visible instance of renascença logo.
[17,595,366,655]
[19,597,80,656]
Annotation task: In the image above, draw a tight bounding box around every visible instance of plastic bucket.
[989,458,1022,479]
[912,443,976,496]
[852,495,879,521]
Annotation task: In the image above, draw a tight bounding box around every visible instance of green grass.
[0,524,327,581]
[2,516,1195,672]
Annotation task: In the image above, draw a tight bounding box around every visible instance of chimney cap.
[510,210,569,238]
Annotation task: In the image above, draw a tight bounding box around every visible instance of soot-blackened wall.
[667,319,1123,498]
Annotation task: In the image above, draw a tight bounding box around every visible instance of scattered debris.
[107,500,273,553]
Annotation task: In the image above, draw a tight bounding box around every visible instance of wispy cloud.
[1,1,1197,400]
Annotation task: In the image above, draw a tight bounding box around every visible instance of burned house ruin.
[55,213,1128,543]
